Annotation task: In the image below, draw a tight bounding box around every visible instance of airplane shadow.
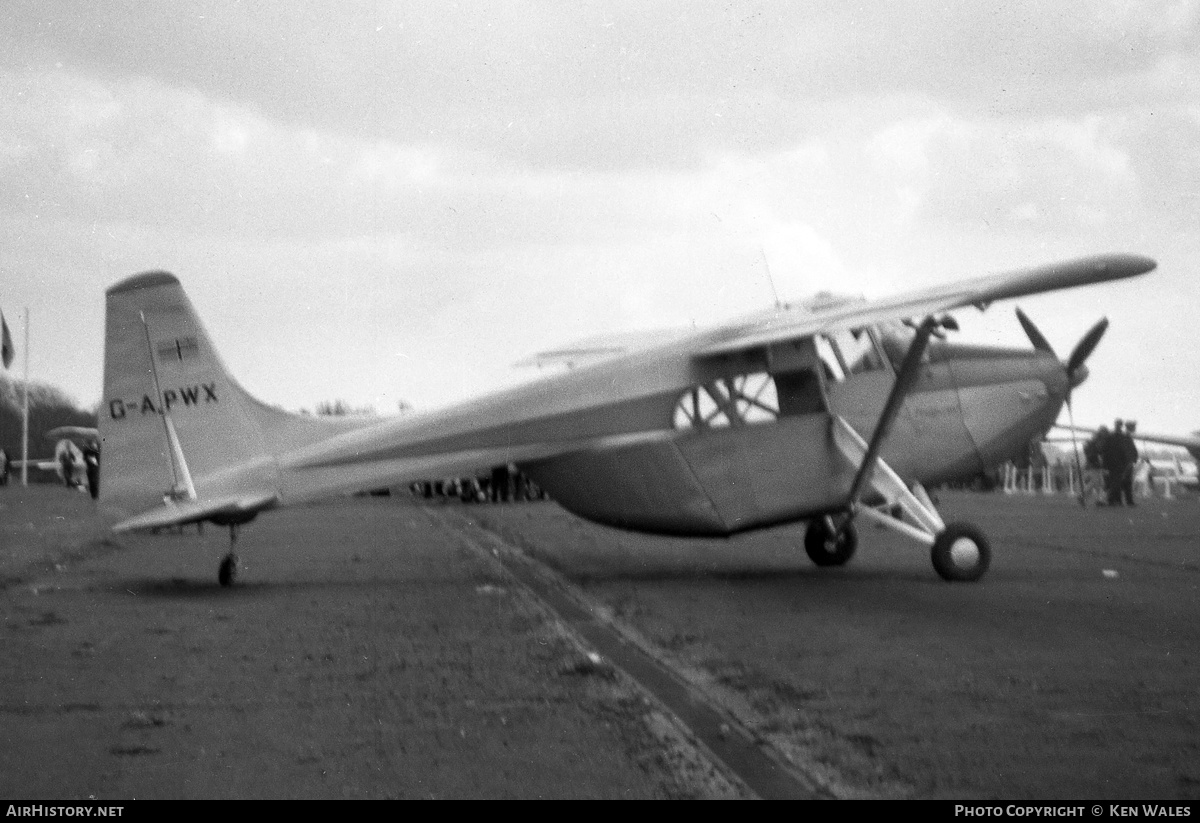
[558,564,937,587]
[105,574,454,601]
[110,577,275,600]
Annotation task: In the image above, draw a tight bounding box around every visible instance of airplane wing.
[1055,425,1200,452]
[514,328,694,369]
[46,426,100,442]
[10,459,61,471]
[698,253,1156,356]
[1124,431,1200,451]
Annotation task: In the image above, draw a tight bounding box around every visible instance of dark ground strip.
[445,511,831,800]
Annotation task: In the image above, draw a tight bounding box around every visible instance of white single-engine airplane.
[1057,424,1200,466]
[1053,423,1200,489]
[1125,431,1200,482]
[98,253,1156,586]
[11,427,99,487]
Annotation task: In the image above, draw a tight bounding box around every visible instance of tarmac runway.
[2,484,1198,799]
[0,487,740,799]
[464,490,1200,799]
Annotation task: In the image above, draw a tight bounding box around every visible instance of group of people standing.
[1084,419,1141,507]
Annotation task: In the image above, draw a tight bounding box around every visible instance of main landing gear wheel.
[931,522,990,582]
[218,553,238,587]
[805,519,858,567]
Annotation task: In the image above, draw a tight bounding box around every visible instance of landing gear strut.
[218,523,240,587]
[833,415,992,582]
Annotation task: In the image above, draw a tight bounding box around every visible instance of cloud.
[864,112,1145,232]
[0,67,689,247]
[0,2,1195,429]
[5,1,1195,171]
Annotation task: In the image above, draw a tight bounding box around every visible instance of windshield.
[817,327,887,380]
[876,322,936,370]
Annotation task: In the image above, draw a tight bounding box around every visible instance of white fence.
[1000,462,1181,500]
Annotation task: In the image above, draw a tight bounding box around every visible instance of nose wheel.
[930,522,991,582]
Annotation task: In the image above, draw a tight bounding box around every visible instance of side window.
[673,373,779,430]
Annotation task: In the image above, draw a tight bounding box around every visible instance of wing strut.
[139,311,196,501]
[845,315,940,506]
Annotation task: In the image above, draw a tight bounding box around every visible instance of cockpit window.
[817,328,887,381]
[877,322,931,369]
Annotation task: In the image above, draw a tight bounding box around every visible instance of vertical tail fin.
[99,272,279,521]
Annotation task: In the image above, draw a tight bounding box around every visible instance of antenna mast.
[760,247,782,309]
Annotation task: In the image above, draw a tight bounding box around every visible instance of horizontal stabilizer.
[111,491,279,533]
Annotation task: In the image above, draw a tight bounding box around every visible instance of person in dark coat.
[490,464,511,503]
[1103,419,1126,506]
[1083,426,1109,505]
[1084,426,1108,472]
[1120,421,1139,506]
[83,442,101,500]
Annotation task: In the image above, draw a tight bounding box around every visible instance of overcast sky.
[1,1,1197,435]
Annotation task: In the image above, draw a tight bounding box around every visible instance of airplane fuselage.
[266,327,1068,537]
[100,272,1068,539]
[518,337,1067,535]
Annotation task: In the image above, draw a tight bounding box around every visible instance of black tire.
[805,519,858,567]
[931,522,990,582]
[218,553,238,587]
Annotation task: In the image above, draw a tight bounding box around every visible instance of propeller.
[1066,317,1109,381]
[1015,307,1054,354]
[1015,308,1110,506]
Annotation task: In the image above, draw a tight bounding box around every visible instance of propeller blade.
[1066,317,1109,377]
[1015,307,1056,355]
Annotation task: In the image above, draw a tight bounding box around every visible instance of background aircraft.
[1053,424,1200,489]
[8,426,99,489]
[97,254,1155,586]
[1063,425,1200,464]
